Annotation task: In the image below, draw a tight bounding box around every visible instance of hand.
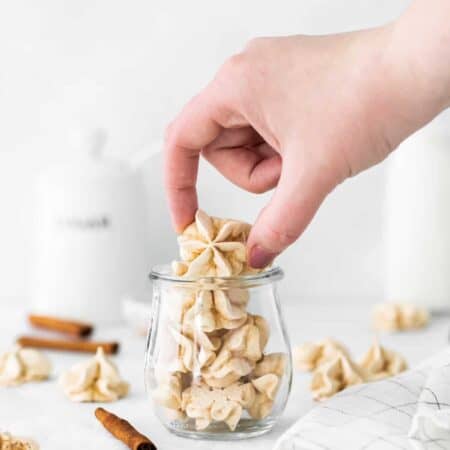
[164,2,450,268]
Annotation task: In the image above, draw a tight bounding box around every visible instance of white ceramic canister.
[385,111,450,311]
[31,131,153,323]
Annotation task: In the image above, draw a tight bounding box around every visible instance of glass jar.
[145,265,292,440]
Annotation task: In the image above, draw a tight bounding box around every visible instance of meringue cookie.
[181,290,216,338]
[360,340,407,380]
[247,392,274,420]
[292,339,349,372]
[213,290,248,329]
[171,329,196,372]
[223,382,256,408]
[310,351,363,401]
[181,381,255,431]
[252,353,287,378]
[181,290,248,336]
[211,400,242,431]
[174,210,256,277]
[0,432,39,450]
[59,347,129,402]
[182,384,213,430]
[0,346,51,387]
[153,373,183,410]
[166,288,196,325]
[251,374,280,400]
[373,303,429,332]
[221,314,269,361]
[222,322,262,362]
[202,348,255,388]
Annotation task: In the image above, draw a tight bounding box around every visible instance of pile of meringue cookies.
[0,345,129,448]
[152,210,287,432]
[293,338,408,401]
[0,346,128,402]
[292,302,429,401]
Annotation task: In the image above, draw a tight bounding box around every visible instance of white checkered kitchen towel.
[275,348,450,450]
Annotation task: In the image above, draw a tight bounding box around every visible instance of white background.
[0,0,421,307]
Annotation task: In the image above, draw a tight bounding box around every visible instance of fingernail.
[249,245,278,269]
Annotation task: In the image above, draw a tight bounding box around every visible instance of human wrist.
[390,1,450,113]
[365,5,450,153]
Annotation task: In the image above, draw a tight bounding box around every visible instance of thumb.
[247,153,337,268]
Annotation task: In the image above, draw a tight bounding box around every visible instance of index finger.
[164,86,225,232]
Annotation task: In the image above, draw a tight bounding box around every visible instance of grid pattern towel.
[275,348,450,450]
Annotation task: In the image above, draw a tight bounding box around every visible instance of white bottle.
[385,111,450,311]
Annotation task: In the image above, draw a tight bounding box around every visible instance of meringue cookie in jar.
[145,265,292,440]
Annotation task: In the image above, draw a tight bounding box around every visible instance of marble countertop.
[1,300,448,450]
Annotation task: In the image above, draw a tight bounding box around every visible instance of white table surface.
[1,300,448,450]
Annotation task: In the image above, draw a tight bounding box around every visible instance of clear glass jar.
[145,265,292,440]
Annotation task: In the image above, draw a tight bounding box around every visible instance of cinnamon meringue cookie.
[223,381,256,408]
[199,314,271,388]
[173,210,259,277]
[213,289,249,329]
[292,339,349,372]
[171,328,221,372]
[181,384,213,430]
[180,290,248,337]
[0,346,51,387]
[222,318,265,362]
[211,400,243,431]
[181,381,256,431]
[373,303,429,332]
[59,347,129,402]
[166,288,196,325]
[171,329,196,373]
[247,392,274,420]
[310,351,363,401]
[360,340,407,381]
[202,348,255,388]
[252,353,287,378]
[182,290,217,334]
[251,374,280,400]
[152,372,183,410]
[0,432,39,450]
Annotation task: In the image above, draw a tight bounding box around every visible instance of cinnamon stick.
[95,408,156,450]
[28,314,93,338]
[17,336,119,354]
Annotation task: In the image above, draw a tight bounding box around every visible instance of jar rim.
[149,264,284,287]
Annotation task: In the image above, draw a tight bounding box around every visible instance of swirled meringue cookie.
[310,351,363,401]
[359,340,407,380]
[0,432,39,450]
[252,353,287,378]
[373,302,429,332]
[292,338,350,372]
[59,347,129,402]
[172,210,261,277]
[153,373,184,411]
[0,346,51,387]
[181,382,256,431]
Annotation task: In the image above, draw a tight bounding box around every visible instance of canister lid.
[39,128,131,183]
